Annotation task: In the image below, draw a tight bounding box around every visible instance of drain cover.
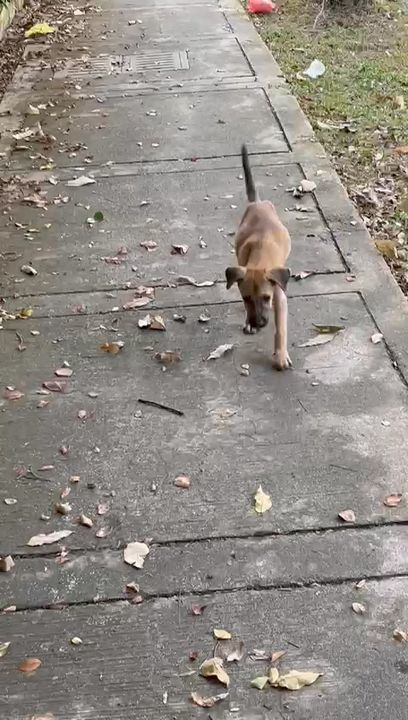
[63,50,190,80]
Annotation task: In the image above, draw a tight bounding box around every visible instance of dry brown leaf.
[271,650,286,663]
[18,657,42,673]
[140,240,158,252]
[126,582,140,593]
[154,350,181,365]
[55,502,72,515]
[207,344,233,360]
[54,367,72,377]
[383,493,402,507]
[393,628,407,642]
[338,509,356,523]
[150,315,166,331]
[251,675,269,690]
[375,239,397,260]
[122,297,151,310]
[191,691,228,707]
[352,602,366,615]
[172,244,189,255]
[100,341,124,354]
[199,658,230,686]
[42,380,69,393]
[27,530,73,547]
[124,541,150,568]
[78,514,93,528]
[174,475,191,489]
[3,388,24,400]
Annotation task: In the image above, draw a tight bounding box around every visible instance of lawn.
[251,0,408,292]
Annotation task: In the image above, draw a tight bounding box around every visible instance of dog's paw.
[272,350,292,371]
[243,323,257,335]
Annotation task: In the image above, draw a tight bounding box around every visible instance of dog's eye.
[262,294,271,302]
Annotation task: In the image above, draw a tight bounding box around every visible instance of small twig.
[313,0,326,31]
[138,398,184,416]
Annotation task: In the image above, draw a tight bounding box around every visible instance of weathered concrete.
[1,0,408,718]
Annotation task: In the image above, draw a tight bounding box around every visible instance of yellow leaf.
[254,485,272,514]
[251,675,269,690]
[17,307,33,319]
[272,670,322,690]
[25,22,55,38]
[199,658,230,686]
[269,667,280,684]
[375,240,397,260]
[213,629,232,640]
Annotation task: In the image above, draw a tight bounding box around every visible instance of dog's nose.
[258,317,268,328]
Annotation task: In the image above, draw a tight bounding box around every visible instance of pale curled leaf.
[371,333,383,345]
[124,541,150,569]
[271,650,286,663]
[352,602,366,615]
[269,667,280,684]
[123,297,151,310]
[199,658,230,686]
[298,334,336,348]
[251,675,269,690]
[272,670,322,690]
[154,350,181,365]
[67,175,95,187]
[206,344,233,360]
[254,485,272,514]
[27,530,73,547]
[174,475,191,489]
[393,629,407,642]
[18,657,42,673]
[338,509,356,523]
[177,275,214,288]
[0,642,11,657]
[384,493,402,507]
[213,628,232,640]
[3,388,24,400]
[191,691,228,707]
[54,366,73,378]
[0,555,15,572]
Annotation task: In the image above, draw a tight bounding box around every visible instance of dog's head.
[225,266,290,330]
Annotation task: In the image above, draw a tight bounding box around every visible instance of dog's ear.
[267,267,291,292]
[225,266,245,289]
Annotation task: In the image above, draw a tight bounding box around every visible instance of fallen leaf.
[4,498,17,505]
[191,691,228,707]
[55,502,71,515]
[27,530,73,547]
[254,485,272,514]
[0,555,15,572]
[0,642,11,657]
[174,475,191,489]
[269,667,280,684]
[352,602,366,615]
[293,270,313,281]
[138,314,153,328]
[2,606,17,613]
[384,493,402,507]
[42,380,69,393]
[124,541,150,568]
[94,211,104,222]
[97,503,109,515]
[78,514,93,528]
[355,579,366,589]
[298,334,337,347]
[25,22,55,37]
[154,350,181,364]
[126,582,140,593]
[177,275,215,287]
[150,315,166,331]
[299,179,317,193]
[100,342,123,354]
[77,410,87,420]
[140,240,158,251]
[251,676,269,690]
[198,313,210,323]
[393,629,407,642]
[271,669,322,690]
[214,629,232,640]
[338,509,356,523]
[3,388,24,400]
[207,344,233,360]
[173,313,186,323]
[70,636,82,646]
[18,657,42,673]
[191,604,206,615]
[171,244,189,255]
[313,324,345,334]
[95,527,110,538]
[17,307,33,319]
[70,475,80,483]
[55,367,72,377]
[370,333,383,344]
[123,297,151,310]
[375,239,397,260]
[21,264,38,276]
[67,176,96,187]
[271,650,286,663]
[199,658,230,686]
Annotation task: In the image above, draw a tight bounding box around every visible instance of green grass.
[252,0,408,269]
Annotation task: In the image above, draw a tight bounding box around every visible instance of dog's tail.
[241,144,258,203]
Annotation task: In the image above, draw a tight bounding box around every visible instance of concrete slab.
[7,88,289,171]
[1,295,407,554]
[19,37,253,91]
[0,165,342,297]
[2,525,408,610]
[1,580,407,720]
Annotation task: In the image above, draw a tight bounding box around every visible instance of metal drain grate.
[63,51,189,80]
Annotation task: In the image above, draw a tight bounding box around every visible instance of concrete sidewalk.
[1,1,408,718]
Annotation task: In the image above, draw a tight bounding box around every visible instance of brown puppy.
[225,145,292,370]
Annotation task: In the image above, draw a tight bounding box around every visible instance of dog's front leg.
[272,285,292,370]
